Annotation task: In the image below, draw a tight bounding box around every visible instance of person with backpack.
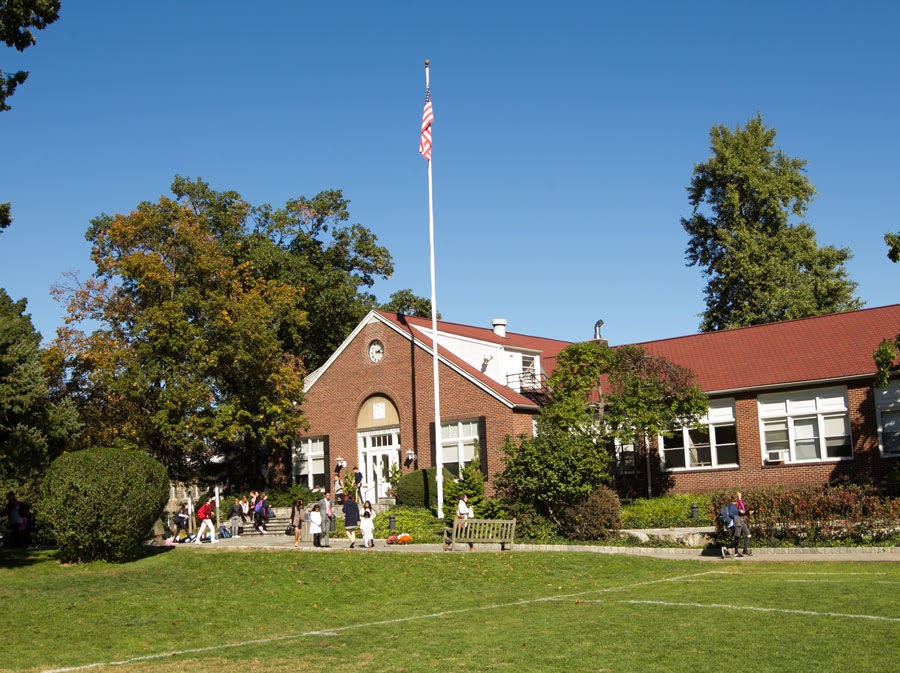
[254,493,271,532]
[720,492,752,558]
[194,497,218,544]
[170,502,190,543]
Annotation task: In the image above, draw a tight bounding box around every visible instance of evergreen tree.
[682,114,861,331]
[0,290,79,486]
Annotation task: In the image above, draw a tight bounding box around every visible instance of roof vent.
[594,319,604,340]
[492,318,507,338]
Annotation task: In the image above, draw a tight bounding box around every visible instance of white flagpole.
[424,59,444,519]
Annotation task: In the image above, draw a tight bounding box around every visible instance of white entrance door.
[358,428,400,502]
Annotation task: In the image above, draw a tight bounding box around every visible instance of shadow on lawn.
[0,543,174,567]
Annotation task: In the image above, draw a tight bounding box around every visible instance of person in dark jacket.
[343,494,360,548]
[227,497,243,538]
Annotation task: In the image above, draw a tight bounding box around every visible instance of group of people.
[300,490,377,549]
[166,491,275,544]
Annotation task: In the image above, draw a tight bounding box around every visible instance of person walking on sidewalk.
[194,497,218,544]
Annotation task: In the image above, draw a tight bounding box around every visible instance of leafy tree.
[886,232,900,263]
[497,341,613,525]
[602,345,709,497]
[0,289,80,487]
[53,177,397,487]
[682,113,861,331]
[0,0,59,112]
[497,339,708,523]
[247,186,394,370]
[379,289,438,318]
[874,231,900,387]
[53,178,310,485]
[1,0,61,228]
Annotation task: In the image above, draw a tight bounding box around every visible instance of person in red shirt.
[194,497,218,544]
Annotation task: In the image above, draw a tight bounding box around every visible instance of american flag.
[419,87,433,161]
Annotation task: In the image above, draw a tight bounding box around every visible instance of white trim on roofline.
[409,323,542,354]
[704,374,877,397]
[303,311,538,410]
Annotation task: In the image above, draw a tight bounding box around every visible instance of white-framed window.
[441,419,480,477]
[293,437,327,490]
[758,387,852,463]
[875,383,900,456]
[662,399,738,470]
[613,438,638,473]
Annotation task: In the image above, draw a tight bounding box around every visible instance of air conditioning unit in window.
[766,450,789,463]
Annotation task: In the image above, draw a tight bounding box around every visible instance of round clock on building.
[368,339,384,363]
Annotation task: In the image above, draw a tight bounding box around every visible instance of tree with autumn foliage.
[53,177,398,486]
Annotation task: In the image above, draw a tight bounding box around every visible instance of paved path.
[170,533,900,562]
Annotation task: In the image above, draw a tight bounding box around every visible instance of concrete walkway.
[170,532,900,562]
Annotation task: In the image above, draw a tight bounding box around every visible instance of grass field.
[2,547,898,673]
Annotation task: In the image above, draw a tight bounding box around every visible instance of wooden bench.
[443,518,516,551]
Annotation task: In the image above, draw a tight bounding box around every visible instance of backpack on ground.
[218,526,232,538]
[719,504,734,528]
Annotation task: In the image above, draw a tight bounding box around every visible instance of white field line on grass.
[40,570,717,673]
[620,599,900,623]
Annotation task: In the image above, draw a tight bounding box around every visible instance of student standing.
[343,494,360,548]
[309,504,323,547]
[290,498,304,547]
[360,511,375,548]
[317,492,334,547]
[227,497,242,538]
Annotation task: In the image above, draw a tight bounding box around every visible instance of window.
[758,387,852,463]
[441,419,480,477]
[293,437,327,490]
[876,384,900,456]
[662,399,738,470]
[521,355,538,389]
[613,438,638,473]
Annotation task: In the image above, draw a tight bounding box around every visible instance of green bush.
[40,447,169,563]
[499,499,557,541]
[620,493,715,528]
[558,486,621,540]
[395,467,455,510]
[372,505,445,543]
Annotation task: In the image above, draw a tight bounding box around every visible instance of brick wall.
[300,320,535,488]
[665,381,894,494]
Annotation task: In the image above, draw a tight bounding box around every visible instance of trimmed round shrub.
[41,447,169,563]
[395,466,455,510]
[558,485,622,541]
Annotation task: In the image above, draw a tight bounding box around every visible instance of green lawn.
[2,547,898,673]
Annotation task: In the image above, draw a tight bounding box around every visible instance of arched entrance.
[357,395,401,503]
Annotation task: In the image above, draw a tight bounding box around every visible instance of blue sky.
[1,1,897,347]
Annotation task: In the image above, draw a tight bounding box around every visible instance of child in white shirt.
[360,511,375,548]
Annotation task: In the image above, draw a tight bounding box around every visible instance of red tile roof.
[376,305,900,397]
[634,304,900,393]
